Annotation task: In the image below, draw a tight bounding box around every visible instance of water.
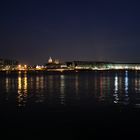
[0,70,140,137]
[1,70,140,107]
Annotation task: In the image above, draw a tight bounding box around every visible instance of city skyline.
[1,0,140,64]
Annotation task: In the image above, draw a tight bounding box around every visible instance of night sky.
[1,0,140,65]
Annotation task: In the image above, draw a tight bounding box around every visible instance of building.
[45,57,67,70]
[66,61,140,70]
[66,61,111,70]
[48,57,53,64]
[0,58,19,70]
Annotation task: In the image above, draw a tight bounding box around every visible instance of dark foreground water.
[0,70,140,138]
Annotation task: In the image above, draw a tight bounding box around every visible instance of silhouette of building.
[0,58,19,70]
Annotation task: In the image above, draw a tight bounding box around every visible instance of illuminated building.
[66,61,111,70]
[17,64,28,70]
[0,58,19,70]
[66,61,140,70]
[54,59,60,64]
[48,57,53,64]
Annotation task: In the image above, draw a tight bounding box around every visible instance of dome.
[48,57,53,63]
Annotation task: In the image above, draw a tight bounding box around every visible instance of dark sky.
[1,0,140,64]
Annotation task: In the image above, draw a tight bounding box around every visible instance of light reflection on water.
[75,75,79,95]
[60,75,65,105]
[35,76,45,103]
[2,71,140,107]
[124,71,129,105]
[114,74,119,104]
[6,77,10,93]
[17,71,28,107]
[125,71,128,95]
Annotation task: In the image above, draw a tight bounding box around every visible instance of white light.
[114,75,118,92]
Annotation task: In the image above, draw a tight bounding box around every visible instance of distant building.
[0,58,19,70]
[0,59,4,65]
[45,57,66,69]
[48,57,53,64]
[66,61,140,70]
[4,59,18,66]
[54,59,60,64]
[48,57,60,64]
[66,61,111,69]
[0,58,18,66]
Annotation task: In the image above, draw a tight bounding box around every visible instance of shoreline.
[0,69,139,75]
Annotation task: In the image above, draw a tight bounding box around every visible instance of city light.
[24,65,27,69]
[18,65,21,69]
[1,57,140,71]
[18,64,28,70]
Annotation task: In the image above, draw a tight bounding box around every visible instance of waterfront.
[1,70,140,137]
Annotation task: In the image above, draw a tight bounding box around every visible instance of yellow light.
[24,65,27,69]
[18,65,21,70]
